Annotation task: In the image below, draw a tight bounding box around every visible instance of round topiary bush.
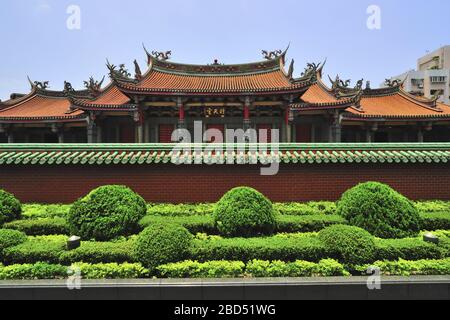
[68,185,147,241]
[0,229,27,254]
[213,187,277,237]
[0,189,22,225]
[319,225,376,265]
[134,223,193,269]
[337,182,421,239]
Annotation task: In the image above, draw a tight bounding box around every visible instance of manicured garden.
[1,183,450,280]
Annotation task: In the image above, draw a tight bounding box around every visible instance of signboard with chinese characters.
[204,107,226,118]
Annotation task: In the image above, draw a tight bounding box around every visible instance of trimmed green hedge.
[0,262,148,280]
[140,214,346,235]
[22,204,71,220]
[157,259,349,278]
[3,235,67,265]
[147,203,214,216]
[276,215,347,233]
[356,258,450,276]
[274,202,336,216]
[245,259,349,277]
[3,218,70,236]
[4,211,447,237]
[158,260,245,278]
[140,215,216,234]
[420,212,450,231]
[190,235,329,263]
[374,238,444,261]
[59,240,135,264]
[0,229,27,254]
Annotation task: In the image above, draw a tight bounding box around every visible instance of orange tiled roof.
[116,56,311,94]
[345,91,450,119]
[73,85,133,110]
[301,83,340,104]
[0,94,85,122]
[133,69,294,92]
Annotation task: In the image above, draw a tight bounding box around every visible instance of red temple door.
[159,124,175,143]
[206,124,225,143]
[296,124,312,143]
[257,124,273,143]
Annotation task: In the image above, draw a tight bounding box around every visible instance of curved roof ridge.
[147,53,286,76]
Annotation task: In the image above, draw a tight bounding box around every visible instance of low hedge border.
[0,259,348,280]
[140,214,347,235]
[2,232,449,266]
[0,262,149,280]
[3,218,70,236]
[356,258,450,276]
[5,211,448,237]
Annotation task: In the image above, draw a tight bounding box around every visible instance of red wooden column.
[177,98,185,129]
[243,97,251,130]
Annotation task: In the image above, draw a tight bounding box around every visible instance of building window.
[430,76,447,83]
[431,89,444,97]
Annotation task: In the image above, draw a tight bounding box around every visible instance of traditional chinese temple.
[1,46,450,144]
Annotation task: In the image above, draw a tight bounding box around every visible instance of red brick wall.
[0,164,449,203]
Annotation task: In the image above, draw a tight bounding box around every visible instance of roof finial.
[287,59,295,79]
[262,49,283,60]
[143,43,152,64]
[134,59,143,80]
[27,77,49,90]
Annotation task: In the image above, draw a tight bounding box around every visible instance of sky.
[0,0,449,101]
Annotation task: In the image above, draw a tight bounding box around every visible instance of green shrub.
[246,259,349,277]
[274,203,320,216]
[60,239,135,264]
[0,262,149,280]
[337,182,421,239]
[140,214,344,235]
[22,204,71,220]
[134,223,193,269]
[73,262,149,279]
[374,238,444,261]
[140,215,216,235]
[414,201,450,213]
[3,235,67,265]
[356,258,450,276]
[68,185,147,241]
[0,229,27,254]
[420,212,450,231]
[318,225,376,265]
[276,215,347,233]
[190,234,329,263]
[3,218,69,236]
[0,262,67,280]
[147,203,214,216]
[157,260,246,278]
[214,187,277,237]
[275,202,337,216]
[0,190,22,225]
[308,202,337,215]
